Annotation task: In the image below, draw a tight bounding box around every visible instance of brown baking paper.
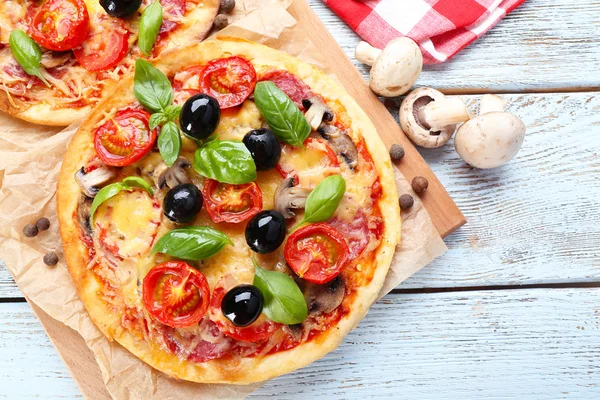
[0,2,446,399]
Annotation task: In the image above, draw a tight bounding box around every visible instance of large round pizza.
[57,37,400,384]
[0,0,219,125]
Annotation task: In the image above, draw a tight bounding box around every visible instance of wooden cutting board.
[26,1,465,398]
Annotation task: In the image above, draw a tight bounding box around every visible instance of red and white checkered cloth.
[323,0,527,64]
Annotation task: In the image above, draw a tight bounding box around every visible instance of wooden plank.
[307,0,600,92]
[4,288,600,399]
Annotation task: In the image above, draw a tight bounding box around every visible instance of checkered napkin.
[323,0,527,64]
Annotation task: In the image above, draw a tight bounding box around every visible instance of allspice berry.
[219,0,235,13]
[23,223,38,238]
[43,252,59,266]
[399,194,414,210]
[389,144,405,161]
[213,14,229,30]
[412,176,429,194]
[36,217,50,231]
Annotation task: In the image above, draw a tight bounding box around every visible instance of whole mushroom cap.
[400,88,455,148]
[454,112,526,169]
[368,37,423,97]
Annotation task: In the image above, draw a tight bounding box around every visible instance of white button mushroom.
[399,87,470,148]
[454,94,526,169]
[355,38,423,97]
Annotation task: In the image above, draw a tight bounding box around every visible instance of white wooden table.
[2,0,600,398]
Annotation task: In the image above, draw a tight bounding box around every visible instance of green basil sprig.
[139,1,163,56]
[193,140,257,184]
[90,177,154,224]
[158,122,182,167]
[152,226,233,260]
[254,81,310,147]
[253,261,308,325]
[9,29,50,87]
[292,175,346,230]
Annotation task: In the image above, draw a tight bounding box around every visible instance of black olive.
[100,0,142,18]
[221,285,264,327]
[163,183,203,223]
[242,128,281,171]
[180,94,221,141]
[245,210,287,254]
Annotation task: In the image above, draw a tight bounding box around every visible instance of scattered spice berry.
[219,0,235,14]
[399,194,414,210]
[213,14,229,30]
[36,217,50,231]
[412,176,429,194]
[389,144,405,161]
[43,252,59,266]
[23,224,38,238]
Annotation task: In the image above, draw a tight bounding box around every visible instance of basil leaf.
[152,226,233,260]
[90,183,127,225]
[138,1,163,56]
[164,104,181,121]
[9,29,50,87]
[121,176,154,197]
[158,121,181,167]
[149,112,167,130]
[301,175,346,226]
[193,140,257,184]
[134,59,173,113]
[253,263,308,325]
[254,81,310,147]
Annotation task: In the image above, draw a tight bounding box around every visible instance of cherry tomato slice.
[199,56,257,109]
[94,108,157,167]
[202,179,263,224]
[277,137,340,180]
[209,279,279,342]
[284,223,349,284]
[259,70,313,110]
[29,0,90,51]
[73,22,129,72]
[143,261,211,328]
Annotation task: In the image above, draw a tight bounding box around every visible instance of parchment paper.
[0,2,447,399]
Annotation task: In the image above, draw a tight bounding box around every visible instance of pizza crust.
[58,37,401,384]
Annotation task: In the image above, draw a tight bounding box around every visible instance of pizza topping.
[162,319,233,363]
[100,0,143,18]
[278,137,340,186]
[199,56,257,109]
[163,183,203,223]
[138,1,162,55]
[292,175,346,230]
[94,108,157,167]
[245,210,287,254]
[74,161,116,198]
[76,194,93,236]
[221,285,264,327]
[202,179,263,224]
[254,81,310,147]
[74,21,130,72]
[274,176,310,219]
[242,128,281,171]
[317,124,359,170]
[143,261,210,328]
[152,226,233,260]
[302,97,333,131]
[29,0,90,51]
[180,94,221,141]
[40,51,71,69]
[153,157,191,189]
[304,276,345,315]
[193,140,257,184]
[8,29,50,87]
[329,209,370,259]
[284,223,349,284]
[90,176,154,224]
[259,70,313,109]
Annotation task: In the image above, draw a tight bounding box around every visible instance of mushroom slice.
[40,52,72,69]
[304,277,346,314]
[302,97,333,131]
[74,162,116,198]
[154,157,191,189]
[318,124,358,170]
[76,193,93,236]
[274,177,311,219]
[399,87,470,148]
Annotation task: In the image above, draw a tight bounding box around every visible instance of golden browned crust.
[58,37,401,384]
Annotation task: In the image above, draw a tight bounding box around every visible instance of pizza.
[0,0,219,126]
[57,37,400,384]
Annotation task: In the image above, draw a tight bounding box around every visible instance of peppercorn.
[412,176,429,194]
[219,0,235,13]
[399,194,414,210]
[43,252,59,266]
[36,217,50,231]
[23,224,38,238]
[213,14,229,30]
[389,144,405,161]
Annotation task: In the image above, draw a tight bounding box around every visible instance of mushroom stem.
[480,94,508,114]
[420,98,470,131]
[354,41,381,67]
